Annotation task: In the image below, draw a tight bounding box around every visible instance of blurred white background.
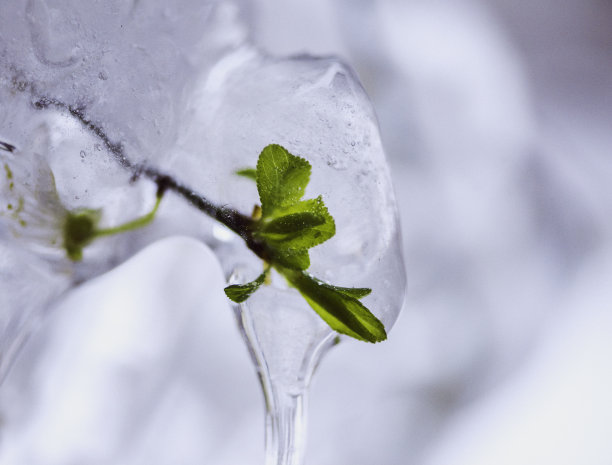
[2,0,612,464]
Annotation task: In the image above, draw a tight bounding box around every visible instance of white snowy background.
[1,0,612,464]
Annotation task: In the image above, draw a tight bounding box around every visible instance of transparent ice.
[0,1,405,463]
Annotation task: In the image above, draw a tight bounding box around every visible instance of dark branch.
[33,96,131,168]
[0,140,16,153]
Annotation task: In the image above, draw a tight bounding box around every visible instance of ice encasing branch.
[31,95,267,258]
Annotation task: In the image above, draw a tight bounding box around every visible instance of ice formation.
[0,21,406,460]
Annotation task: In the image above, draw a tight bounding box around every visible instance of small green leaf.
[308,278,372,299]
[260,211,325,235]
[258,196,335,250]
[269,247,310,270]
[256,144,311,216]
[224,269,269,303]
[236,168,257,181]
[281,268,386,343]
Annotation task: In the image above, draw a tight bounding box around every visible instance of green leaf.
[280,268,386,343]
[258,197,335,271]
[308,278,372,299]
[269,247,310,270]
[224,268,269,303]
[235,168,257,181]
[333,287,372,299]
[258,196,335,250]
[256,144,311,216]
[260,211,325,235]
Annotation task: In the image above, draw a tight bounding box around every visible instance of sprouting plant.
[224,144,386,343]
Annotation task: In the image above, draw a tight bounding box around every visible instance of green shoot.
[225,144,386,343]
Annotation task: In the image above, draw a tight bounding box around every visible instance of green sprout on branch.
[225,144,387,343]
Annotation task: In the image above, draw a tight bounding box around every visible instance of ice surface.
[0,0,248,165]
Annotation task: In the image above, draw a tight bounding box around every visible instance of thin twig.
[0,140,16,153]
